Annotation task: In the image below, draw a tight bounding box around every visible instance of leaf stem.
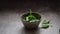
[29,9,32,15]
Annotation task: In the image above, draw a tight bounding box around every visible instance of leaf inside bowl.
[24,9,40,22]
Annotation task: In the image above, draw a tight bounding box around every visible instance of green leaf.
[42,20,50,24]
[29,9,32,15]
[25,9,38,22]
[42,24,49,29]
[25,15,37,21]
[24,9,40,22]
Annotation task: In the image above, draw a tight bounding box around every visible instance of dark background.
[0,0,60,11]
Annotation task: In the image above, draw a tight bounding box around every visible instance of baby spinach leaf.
[25,15,37,21]
[42,24,49,29]
[42,20,50,24]
[25,9,38,22]
[41,20,50,29]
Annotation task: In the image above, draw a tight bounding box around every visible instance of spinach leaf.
[25,9,37,22]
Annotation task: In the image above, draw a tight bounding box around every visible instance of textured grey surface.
[0,9,60,34]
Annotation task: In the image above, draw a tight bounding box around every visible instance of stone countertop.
[0,8,60,34]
